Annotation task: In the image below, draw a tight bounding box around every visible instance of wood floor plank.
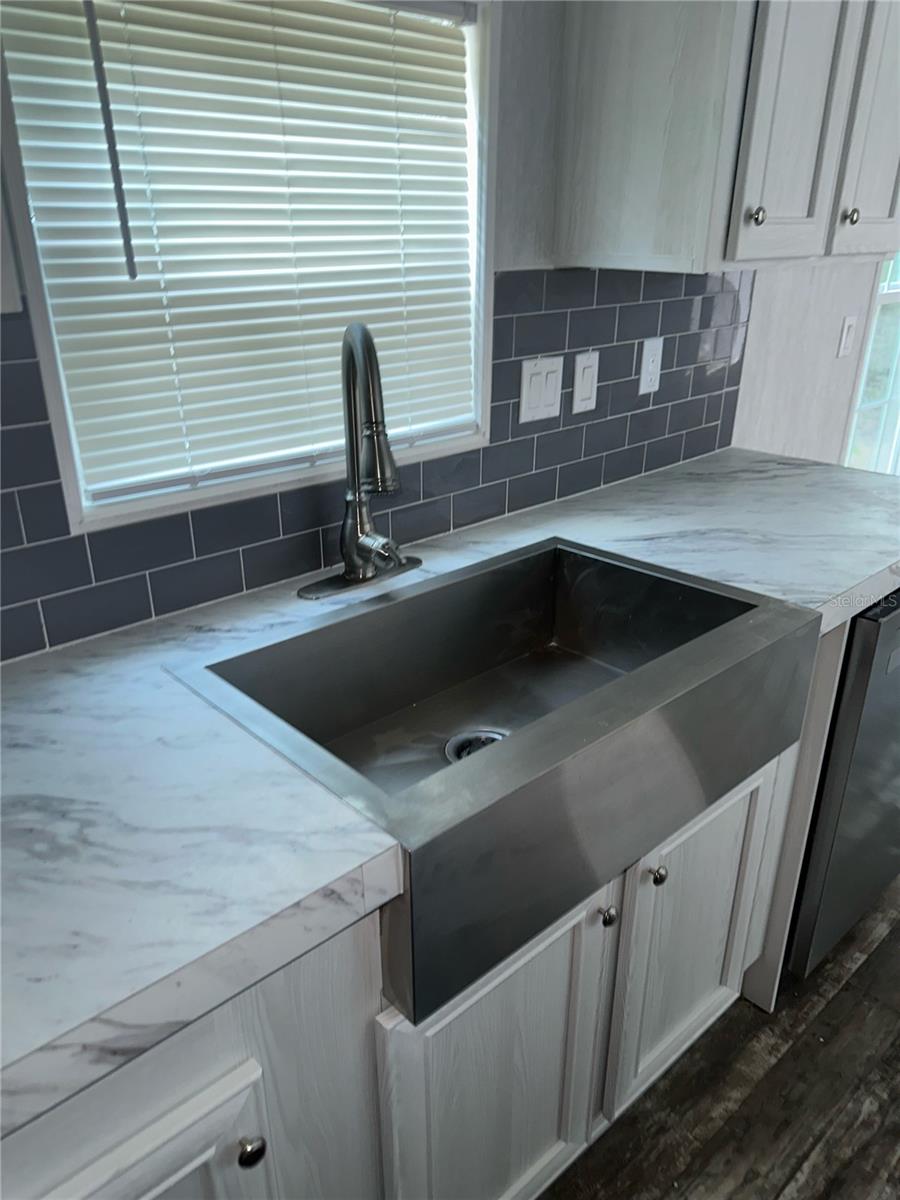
[670,988,899,1200]
[844,924,900,1014]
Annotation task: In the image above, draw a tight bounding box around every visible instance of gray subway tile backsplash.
[1,535,92,606]
[616,301,660,343]
[242,530,321,590]
[390,495,451,544]
[1,601,45,661]
[1,424,59,488]
[642,272,685,302]
[568,306,617,350]
[513,310,568,357]
[42,575,153,648]
[0,267,752,659]
[149,550,244,616]
[191,494,280,556]
[545,268,596,311]
[595,270,642,306]
[88,513,193,581]
[1,492,23,550]
[452,481,507,529]
[17,482,70,544]
[423,450,481,499]
[603,444,645,485]
[0,362,48,425]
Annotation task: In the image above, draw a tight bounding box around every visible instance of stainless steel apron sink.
[178,539,820,1022]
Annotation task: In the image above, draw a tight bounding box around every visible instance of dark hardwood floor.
[544,879,900,1200]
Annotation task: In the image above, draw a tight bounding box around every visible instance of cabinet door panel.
[427,931,573,1199]
[831,0,900,255]
[378,879,622,1200]
[637,796,748,1059]
[603,763,776,1118]
[729,1,864,259]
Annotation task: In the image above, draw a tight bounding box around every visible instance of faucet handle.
[357,532,404,569]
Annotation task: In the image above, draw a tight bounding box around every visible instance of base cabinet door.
[603,761,777,1118]
[377,878,623,1200]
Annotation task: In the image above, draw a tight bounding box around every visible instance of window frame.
[842,253,900,476]
[0,0,499,532]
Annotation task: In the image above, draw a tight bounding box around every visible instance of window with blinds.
[2,0,479,507]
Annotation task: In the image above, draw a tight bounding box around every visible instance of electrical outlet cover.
[639,336,664,395]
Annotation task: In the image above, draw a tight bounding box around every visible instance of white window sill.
[64,425,491,533]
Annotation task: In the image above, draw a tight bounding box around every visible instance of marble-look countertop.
[3,448,898,1136]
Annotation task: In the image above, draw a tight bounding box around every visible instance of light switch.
[519,356,563,423]
[639,337,663,394]
[572,350,599,413]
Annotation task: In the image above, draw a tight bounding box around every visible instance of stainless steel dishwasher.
[790,589,900,977]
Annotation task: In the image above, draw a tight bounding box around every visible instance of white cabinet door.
[377,877,623,1200]
[603,762,777,1119]
[830,0,900,255]
[729,1,864,260]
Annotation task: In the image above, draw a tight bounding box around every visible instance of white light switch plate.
[572,350,599,413]
[519,356,563,423]
[639,336,664,395]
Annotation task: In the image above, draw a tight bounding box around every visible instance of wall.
[733,258,880,464]
[0,267,752,661]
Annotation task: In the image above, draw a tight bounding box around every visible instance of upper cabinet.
[829,0,900,256]
[495,1,898,274]
[728,1,864,260]
[551,1,755,274]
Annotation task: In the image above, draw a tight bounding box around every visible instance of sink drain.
[445,729,507,763]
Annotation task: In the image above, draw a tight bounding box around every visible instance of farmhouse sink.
[178,539,820,1022]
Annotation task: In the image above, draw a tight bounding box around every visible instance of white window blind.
[2,0,477,503]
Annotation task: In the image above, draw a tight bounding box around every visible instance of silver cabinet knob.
[843,207,861,225]
[650,865,669,887]
[237,1136,267,1169]
[749,205,767,226]
[598,905,619,927]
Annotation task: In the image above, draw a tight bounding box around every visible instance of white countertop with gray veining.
[2,447,898,1135]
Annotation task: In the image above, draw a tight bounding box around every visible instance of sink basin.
[179,539,819,1022]
[210,544,751,794]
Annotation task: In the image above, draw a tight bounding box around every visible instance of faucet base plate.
[297,556,423,600]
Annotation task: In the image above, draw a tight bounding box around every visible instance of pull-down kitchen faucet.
[298,323,420,598]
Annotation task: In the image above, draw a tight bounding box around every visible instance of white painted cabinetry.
[1,915,384,1200]
[499,1,895,272]
[552,0,754,273]
[377,757,784,1200]
[829,0,900,256]
[603,761,777,1117]
[728,1,864,260]
[377,877,624,1200]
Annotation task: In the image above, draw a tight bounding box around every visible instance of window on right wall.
[844,253,900,476]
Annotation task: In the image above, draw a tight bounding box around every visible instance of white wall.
[733,258,881,465]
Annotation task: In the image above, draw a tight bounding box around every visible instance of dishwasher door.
[790,590,900,977]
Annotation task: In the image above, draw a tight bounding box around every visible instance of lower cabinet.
[377,877,624,1200]
[603,760,777,1117]
[2,915,385,1200]
[377,757,781,1200]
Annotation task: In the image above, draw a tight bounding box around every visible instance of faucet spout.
[342,323,400,497]
[339,323,406,582]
